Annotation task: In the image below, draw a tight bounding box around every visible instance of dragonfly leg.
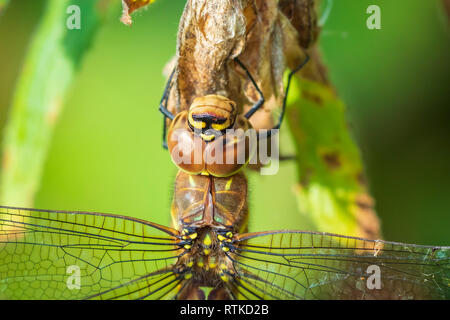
[161,117,168,150]
[234,58,265,120]
[159,66,177,149]
[258,54,310,139]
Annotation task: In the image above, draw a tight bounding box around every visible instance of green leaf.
[287,77,380,239]
[0,0,116,206]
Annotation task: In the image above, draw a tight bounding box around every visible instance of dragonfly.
[0,56,449,300]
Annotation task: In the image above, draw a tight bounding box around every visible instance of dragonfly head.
[188,95,237,142]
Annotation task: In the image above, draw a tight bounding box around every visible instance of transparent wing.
[0,206,187,300]
[225,230,449,300]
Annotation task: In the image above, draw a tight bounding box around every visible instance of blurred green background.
[0,0,448,244]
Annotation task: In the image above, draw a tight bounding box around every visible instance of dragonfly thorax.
[176,226,236,299]
[170,171,248,299]
[171,171,248,232]
[181,227,232,261]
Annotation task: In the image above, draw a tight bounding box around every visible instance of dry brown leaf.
[168,0,317,131]
[121,0,156,25]
[279,0,318,50]
[171,0,247,114]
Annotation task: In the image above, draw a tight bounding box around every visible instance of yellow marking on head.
[217,234,226,241]
[182,236,187,240]
[187,261,194,267]
[182,229,188,235]
[226,232,233,238]
[224,178,233,191]
[188,175,196,187]
[211,118,230,131]
[220,274,229,282]
[220,263,227,270]
[197,261,204,268]
[203,233,212,246]
[188,113,206,129]
[189,233,198,240]
[194,122,206,129]
[200,133,215,141]
[222,246,229,252]
[203,248,211,255]
[185,273,192,279]
[184,244,192,250]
